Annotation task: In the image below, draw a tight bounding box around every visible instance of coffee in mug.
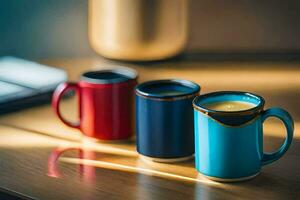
[203,101,256,112]
[193,91,294,182]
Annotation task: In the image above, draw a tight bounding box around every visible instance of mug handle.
[52,82,81,129]
[261,107,294,165]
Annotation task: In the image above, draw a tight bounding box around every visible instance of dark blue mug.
[136,79,200,162]
[193,91,294,182]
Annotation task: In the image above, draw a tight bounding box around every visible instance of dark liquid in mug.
[203,101,256,111]
[85,72,128,80]
[153,90,187,96]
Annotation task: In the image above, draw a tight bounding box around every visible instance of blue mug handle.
[261,108,294,165]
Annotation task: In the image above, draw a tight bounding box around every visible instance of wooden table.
[0,57,299,199]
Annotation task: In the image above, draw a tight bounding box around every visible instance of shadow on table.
[112,51,300,65]
[46,133,299,199]
[0,188,33,200]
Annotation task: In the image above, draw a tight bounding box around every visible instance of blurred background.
[0,1,299,199]
[1,0,300,60]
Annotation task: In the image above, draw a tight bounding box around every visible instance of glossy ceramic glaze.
[136,80,200,161]
[193,91,294,181]
[52,68,137,141]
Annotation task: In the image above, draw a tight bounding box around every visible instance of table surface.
[0,57,299,200]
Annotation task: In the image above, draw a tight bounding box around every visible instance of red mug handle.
[52,82,81,129]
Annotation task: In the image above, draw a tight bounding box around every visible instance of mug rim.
[81,67,138,84]
[135,79,200,100]
[193,91,265,116]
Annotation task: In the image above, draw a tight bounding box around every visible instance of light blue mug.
[193,91,294,182]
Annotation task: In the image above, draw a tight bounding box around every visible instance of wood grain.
[0,58,299,199]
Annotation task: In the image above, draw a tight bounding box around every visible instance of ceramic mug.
[52,68,138,141]
[136,79,200,162]
[193,91,294,182]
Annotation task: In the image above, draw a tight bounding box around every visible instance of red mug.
[52,68,138,141]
